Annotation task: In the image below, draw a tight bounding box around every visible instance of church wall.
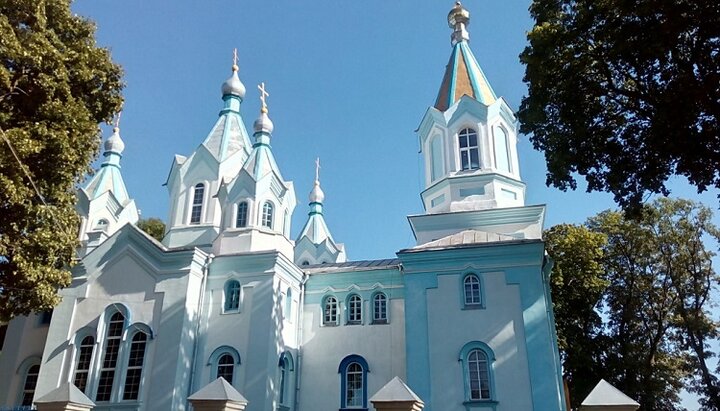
[299,268,406,411]
[0,314,49,407]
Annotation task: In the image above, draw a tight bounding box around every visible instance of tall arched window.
[323,296,338,326]
[190,183,205,224]
[73,336,95,393]
[459,342,495,402]
[224,280,241,312]
[122,332,148,400]
[372,293,388,324]
[20,363,40,406]
[458,128,480,170]
[216,354,235,384]
[261,201,274,229]
[278,352,294,406]
[347,294,362,325]
[493,127,511,173]
[96,311,125,402]
[463,274,482,307]
[430,135,444,181]
[338,355,369,409]
[236,201,248,228]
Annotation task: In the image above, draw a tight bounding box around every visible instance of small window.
[236,201,248,228]
[347,294,362,325]
[96,311,125,402]
[458,128,480,170]
[224,280,241,312]
[20,363,40,406]
[261,201,274,229]
[339,355,369,409]
[122,332,148,400]
[301,261,310,266]
[95,219,109,230]
[216,354,235,384]
[323,296,338,326]
[73,336,95,393]
[190,183,205,224]
[372,293,388,324]
[463,274,482,307]
[460,342,495,402]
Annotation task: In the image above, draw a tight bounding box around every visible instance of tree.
[547,199,720,410]
[137,218,165,242]
[0,0,123,321]
[519,0,720,210]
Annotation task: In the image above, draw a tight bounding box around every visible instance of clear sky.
[71,1,714,407]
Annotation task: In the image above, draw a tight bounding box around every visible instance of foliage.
[0,0,123,321]
[547,199,720,410]
[136,218,165,242]
[519,0,720,210]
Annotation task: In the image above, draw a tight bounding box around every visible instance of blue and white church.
[0,3,566,411]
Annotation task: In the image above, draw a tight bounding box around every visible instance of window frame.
[338,355,369,410]
[322,295,339,326]
[122,331,149,401]
[72,333,97,394]
[189,183,206,225]
[95,310,126,402]
[208,346,241,385]
[458,127,480,171]
[16,356,41,407]
[459,341,496,404]
[462,273,484,309]
[261,201,274,229]
[224,280,241,313]
[346,294,363,325]
[371,292,388,324]
[278,352,295,406]
[235,201,249,228]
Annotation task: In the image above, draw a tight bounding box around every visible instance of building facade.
[0,3,566,411]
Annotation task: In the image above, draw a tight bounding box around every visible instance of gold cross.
[315,157,321,181]
[258,82,269,112]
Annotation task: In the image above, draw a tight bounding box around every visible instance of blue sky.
[71,1,716,408]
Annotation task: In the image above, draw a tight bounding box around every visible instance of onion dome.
[253,108,274,134]
[309,180,325,203]
[104,127,125,154]
[448,2,470,45]
[221,64,246,98]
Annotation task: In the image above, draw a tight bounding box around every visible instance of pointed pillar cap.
[370,376,424,404]
[580,379,640,410]
[189,377,248,404]
[34,382,95,407]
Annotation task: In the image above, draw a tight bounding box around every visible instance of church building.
[0,3,566,411]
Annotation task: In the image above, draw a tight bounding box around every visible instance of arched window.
[208,346,241,386]
[190,183,205,224]
[236,201,248,228]
[459,342,495,402]
[20,363,40,406]
[347,294,362,325]
[73,336,95,393]
[430,135,444,181]
[338,355,369,409]
[216,354,235,384]
[301,261,310,266]
[463,274,482,307]
[493,127,511,173]
[224,280,241,312]
[458,128,480,170]
[278,352,294,406]
[122,332,148,400]
[323,296,338,326]
[261,201,274,229]
[96,311,125,402]
[95,219,109,230]
[372,293,388,324]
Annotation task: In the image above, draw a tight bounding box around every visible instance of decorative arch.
[338,354,370,409]
[459,341,496,402]
[207,345,241,385]
[493,125,511,173]
[429,134,445,182]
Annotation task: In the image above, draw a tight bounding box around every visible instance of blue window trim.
[207,346,241,384]
[278,351,295,406]
[459,341,496,403]
[370,292,389,324]
[338,355,369,410]
[223,279,241,313]
[460,272,485,310]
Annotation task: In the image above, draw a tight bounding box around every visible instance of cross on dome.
[315,157,321,182]
[258,82,269,113]
[232,48,239,71]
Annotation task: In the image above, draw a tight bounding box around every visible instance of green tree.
[0,0,123,321]
[519,0,720,210]
[545,224,608,408]
[136,218,166,242]
[547,199,720,410]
